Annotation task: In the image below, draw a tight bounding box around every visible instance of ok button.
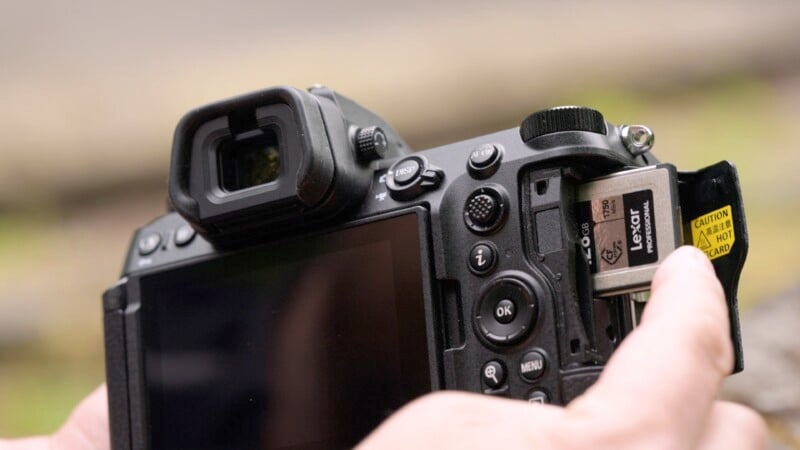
[474,276,538,346]
[493,299,516,324]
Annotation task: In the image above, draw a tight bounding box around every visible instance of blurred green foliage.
[569,75,797,307]
[0,354,103,435]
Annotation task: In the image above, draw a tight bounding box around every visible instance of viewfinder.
[218,127,281,192]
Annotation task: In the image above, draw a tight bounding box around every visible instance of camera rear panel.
[104,87,747,449]
[382,129,639,405]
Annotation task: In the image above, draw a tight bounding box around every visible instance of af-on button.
[467,144,502,179]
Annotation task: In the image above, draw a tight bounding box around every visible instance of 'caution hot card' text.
[690,205,735,260]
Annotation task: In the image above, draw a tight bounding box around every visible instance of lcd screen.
[140,213,431,450]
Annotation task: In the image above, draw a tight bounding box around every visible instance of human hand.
[0,385,108,450]
[0,247,768,450]
[358,246,769,449]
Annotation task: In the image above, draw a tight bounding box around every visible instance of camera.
[103,85,748,450]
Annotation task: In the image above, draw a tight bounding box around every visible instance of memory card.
[576,165,681,296]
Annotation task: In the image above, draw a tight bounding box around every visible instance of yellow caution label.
[690,205,735,260]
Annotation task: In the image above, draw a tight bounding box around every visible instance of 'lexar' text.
[629,200,654,254]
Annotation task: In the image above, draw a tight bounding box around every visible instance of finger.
[50,385,110,450]
[0,437,50,449]
[358,391,571,449]
[696,401,769,450]
[569,246,732,446]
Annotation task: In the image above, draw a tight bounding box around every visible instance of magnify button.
[481,360,506,389]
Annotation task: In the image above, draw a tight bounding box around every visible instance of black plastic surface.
[103,284,131,450]
[678,161,748,373]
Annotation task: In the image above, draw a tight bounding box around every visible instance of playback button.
[468,242,497,275]
[526,390,549,404]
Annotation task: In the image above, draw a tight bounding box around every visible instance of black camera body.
[104,86,748,450]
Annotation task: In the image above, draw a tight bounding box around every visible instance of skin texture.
[0,246,768,450]
[0,386,109,450]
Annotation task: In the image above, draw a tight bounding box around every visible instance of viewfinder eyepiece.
[218,127,281,192]
[168,85,410,245]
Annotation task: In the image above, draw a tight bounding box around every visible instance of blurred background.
[0,0,798,447]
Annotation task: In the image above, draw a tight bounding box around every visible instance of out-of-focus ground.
[0,0,798,447]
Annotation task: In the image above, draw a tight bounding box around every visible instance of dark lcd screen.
[140,213,431,450]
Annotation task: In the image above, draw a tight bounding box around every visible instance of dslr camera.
[103,85,748,450]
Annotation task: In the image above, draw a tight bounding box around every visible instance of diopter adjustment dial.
[386,155,444,201]
[355,126,389,163]
[520,106,606,143]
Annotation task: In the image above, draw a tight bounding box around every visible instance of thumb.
[569,246,731,447]
[0,385,109,450]
[50,385,109,450]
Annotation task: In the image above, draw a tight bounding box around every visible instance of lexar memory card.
[576,165,681,296]
[576,162,748,373]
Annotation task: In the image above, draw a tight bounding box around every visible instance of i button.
[468,242,497,275]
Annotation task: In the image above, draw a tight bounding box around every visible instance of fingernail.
[683,245,714,272]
